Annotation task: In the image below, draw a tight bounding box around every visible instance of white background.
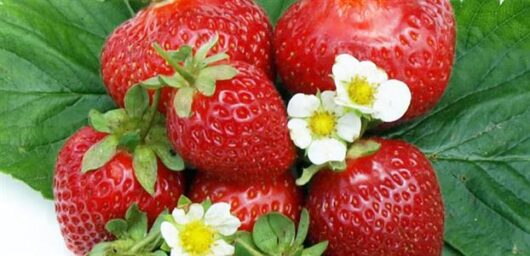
[0,173,71,256]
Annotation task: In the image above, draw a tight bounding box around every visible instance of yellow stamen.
[180,221,215,255]
[346,76,376,106]
[309,112,336,137]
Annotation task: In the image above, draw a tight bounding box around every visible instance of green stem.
[153,44,196,85]
[123,0,135,17]
[140,89,161,142]
[129,233,161,253]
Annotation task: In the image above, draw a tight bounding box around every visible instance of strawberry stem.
[140,88,161,142]
[123,0,135,17]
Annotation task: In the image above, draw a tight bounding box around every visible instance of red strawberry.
[306,139,444,256]
[165,57,296,180]
[189,173,303,231]
[54,127,185,255]
[101,0,273,113]
[274,0,456,121]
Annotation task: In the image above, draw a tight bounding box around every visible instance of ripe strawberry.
[306,139,444,256]
[54,127,185,255]
[145,36,295,180]
[54,86,185,255]
[274,0,456,121]
[189,173,303,231]
[101,0,273,113]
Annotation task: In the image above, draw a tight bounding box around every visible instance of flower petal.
[336,113,362,142]
[307,139,347,165]
[320,91,343,115]
[172,208,188,225]
[171,247,188,256]
[187,203,205,221]
[161,222,180,248]
[211,239,235,256]
[287,94,320,118]
[358,61,388,84]
[205,203,241,236]
[335,54,360,67]
[288,119,312,149]
[373,80,412,122]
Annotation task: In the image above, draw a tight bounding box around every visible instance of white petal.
[288,119,312,149]
[334,97,376,115]
[211,239,235,256]
[307,139,347,165]
[287,94,320,118]
[335,54,360,66]
[161,222,180,248]
[172,208,188,225]
[187,203,205,221]
[373,80,412,122]
[205,203,241,236]
[320,91,342,115]
[336,113,362,142]
[359,61,388,84]
[171,247,188,256]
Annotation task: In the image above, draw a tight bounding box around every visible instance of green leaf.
[255,0,297,26]
[125,204,148,241]
[133,145,158,195]
[89,109,112,133]
[81,135,119,173]
[125,85,150,118]
[296,165,324,186]
[253,212,296,254]
[0,0,146,198]
[383,0,530,255]
[152,144,185,171]
[235,231,265,256]
[173,87,196,118]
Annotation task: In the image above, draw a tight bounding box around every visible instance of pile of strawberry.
[53,0,456,255]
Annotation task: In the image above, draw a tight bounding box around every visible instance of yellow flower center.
[309,112,336,137]
[179,221,215,255]
[346,76,376,106]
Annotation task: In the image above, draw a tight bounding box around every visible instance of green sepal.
[168,45,193,62]
[125,85,150,118]
[302,241,329,256]
[235,231,265,256]
[328,161,347,172]
[347,140,381,159]
[253,213,296,254]
[152,144,184,171]
[204,52,230,65]
[81,135,119,173]
[296,164,324,186]
[194,34,219,65]
[89,109,112,133]
[200,65,239,81]
[119,130,142,152]
[133,145,158,196]
[294,209,309,246]
[177,195,192,208]
[139,77,164,90]
[174,87,196,118]
[195,74,216,96]
[201,198,213,211]
[125,204,148,241]
[106,219,128,239]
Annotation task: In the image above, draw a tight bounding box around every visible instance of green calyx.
[296,140,381,186]
[235,209,328,256]
[81,85,185,195]
[138,33,239,118]
[88,204,168,256]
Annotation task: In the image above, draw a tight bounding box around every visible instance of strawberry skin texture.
[101,0,273,113]
[167,61,296,181]
[274,0,456,121]
[307,139,444,256]
[189,173,303,231]
[53,127,185,256]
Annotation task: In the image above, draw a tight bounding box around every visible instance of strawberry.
[139,36,296,180]
[189,173,303,231]
[306,139,444,256]
[274,0,456,121]
[54,86,185,255]
[101,0,273,113]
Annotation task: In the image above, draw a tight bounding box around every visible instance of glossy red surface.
[307,138,444,256]
[274,0,456,121]
[53,127,185,256]
[167,61,296,181]
[101,0,273,113]
[189,173,303,231]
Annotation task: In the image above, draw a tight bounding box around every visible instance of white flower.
[332,54,412,122]
[161,202,241,256]
[287,91,362,165]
